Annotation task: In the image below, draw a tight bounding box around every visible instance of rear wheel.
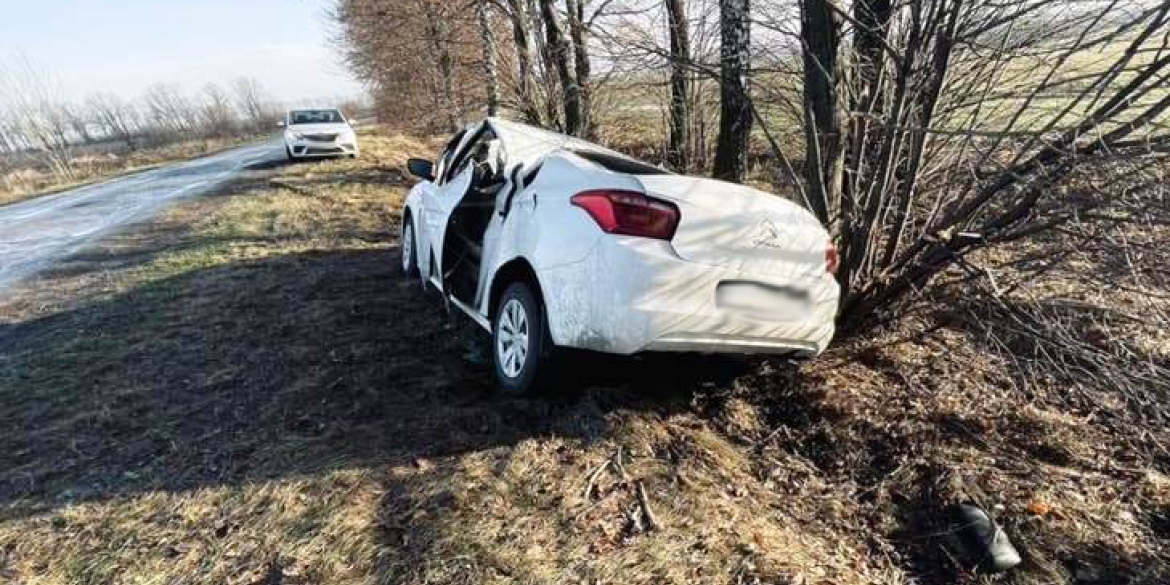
[493,283,552,394]
[401,218,418,277]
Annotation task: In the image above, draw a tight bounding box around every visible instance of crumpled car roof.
[484,117,658,170]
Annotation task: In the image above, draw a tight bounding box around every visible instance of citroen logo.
[750,219,786,249]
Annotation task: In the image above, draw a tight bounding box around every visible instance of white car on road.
[281,108,359,159]
[400,118,839,393]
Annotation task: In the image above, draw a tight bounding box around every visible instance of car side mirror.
[407,158,435,182]
[276,120,285,128]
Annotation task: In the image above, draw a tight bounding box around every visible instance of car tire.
[285,145,294,161]
[401,217,419,277]
[493,282,553,395]
[427,251,437,289]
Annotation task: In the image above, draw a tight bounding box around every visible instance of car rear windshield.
[290,109,344,125]
[571,149,670,175]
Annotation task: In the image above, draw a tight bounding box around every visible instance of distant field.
[590,35,1170,180]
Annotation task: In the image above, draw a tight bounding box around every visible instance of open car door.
[415,128,470,280]
[439,131,510,307]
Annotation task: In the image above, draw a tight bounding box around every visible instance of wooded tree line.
[0,57,280,182]
[336,0,1169,328]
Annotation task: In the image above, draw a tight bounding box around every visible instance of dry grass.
[0,135,264,207]
[1,126,1166,585]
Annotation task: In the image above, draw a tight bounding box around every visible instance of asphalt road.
[0,139,283,292]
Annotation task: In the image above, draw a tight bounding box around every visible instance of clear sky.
[0,0,363,103]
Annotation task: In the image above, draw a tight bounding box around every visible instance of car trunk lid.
[635,175,830,279]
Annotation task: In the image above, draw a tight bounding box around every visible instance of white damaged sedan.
[400,118,839,393]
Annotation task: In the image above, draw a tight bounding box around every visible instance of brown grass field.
[0,127,1166,584]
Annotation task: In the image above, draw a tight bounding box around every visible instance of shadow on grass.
[0,242,755,523]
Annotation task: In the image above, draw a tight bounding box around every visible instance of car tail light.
[570,190,680,240]
[825,242,840,275]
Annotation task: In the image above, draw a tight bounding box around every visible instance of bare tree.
[798,0,845,223]
[503,0,544,123]
[230,78,276,133]
[87,92,141,150]
[0,56,76,179]
[142,83,199,139]
[419,0,465,131]
[0,102,21,156]
[532,0,563,129]
[713,0,751,182]
[665,0,692,170]
[539,0,584,134]
[200,82,237,138]
[564,0,594,136]
[779,0,1170,326]
[62,103,95,145]
[478,0,501,117]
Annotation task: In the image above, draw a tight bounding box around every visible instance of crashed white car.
[281,108,359,159]
[401,118,839,393]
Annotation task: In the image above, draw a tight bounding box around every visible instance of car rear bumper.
[540,237,838,356]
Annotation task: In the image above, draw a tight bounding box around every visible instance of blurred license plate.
[716,281,810,320]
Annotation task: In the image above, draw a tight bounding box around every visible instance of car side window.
[434,129,467,186]
[523,163,543,186]
[442,127,493,185]
[434,147,454,185]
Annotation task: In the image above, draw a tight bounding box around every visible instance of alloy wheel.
[496,298,529,378]
[402,222,413,273]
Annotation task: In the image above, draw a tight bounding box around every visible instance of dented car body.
[401,118,839,392]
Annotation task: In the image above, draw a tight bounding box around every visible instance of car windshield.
[289,109,344,125]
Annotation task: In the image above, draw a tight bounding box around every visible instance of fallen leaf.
[1027,500,1053,517]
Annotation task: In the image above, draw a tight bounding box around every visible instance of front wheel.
[401,217,418,277]
[493,283,553,394]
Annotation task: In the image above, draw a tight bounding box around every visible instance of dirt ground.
[1,128,1166,585]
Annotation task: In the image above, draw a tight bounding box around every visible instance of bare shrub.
[87,92,143,151]
[230,77,279,133]
[0,55,76,179]
[783,1,1170,328]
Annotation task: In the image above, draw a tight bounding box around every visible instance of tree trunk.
[419,0,460,131]
[713,0,751,183]
[853,0,890,113]
[799,0,846,226]
[665,0,691,171]
[539,0,582,135]
[505,0,543,124]
[532,0,562,129]
[0,128,13,155]
[564,0,593,137]
[846,0,890,209]
[477,0,500,117]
